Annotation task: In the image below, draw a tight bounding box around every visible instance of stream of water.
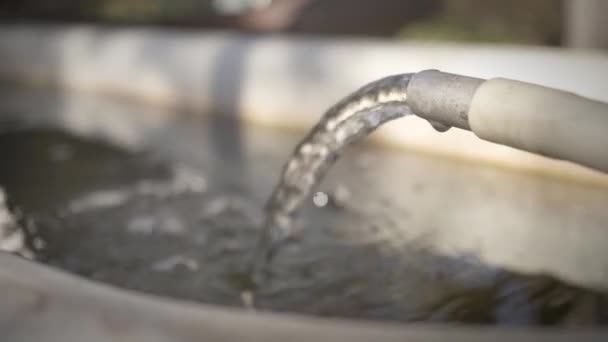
[257,73,413,265]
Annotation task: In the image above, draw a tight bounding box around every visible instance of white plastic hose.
[468,78,608,173]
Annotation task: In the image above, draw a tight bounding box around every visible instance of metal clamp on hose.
[407,70,483,131]
[407,69,608,174]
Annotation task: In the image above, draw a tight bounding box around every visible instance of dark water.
[1,126,607,326]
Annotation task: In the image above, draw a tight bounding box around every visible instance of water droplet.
[428,120,451,132]
[313,192,329,207]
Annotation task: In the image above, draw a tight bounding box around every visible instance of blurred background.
[0,0,606,50]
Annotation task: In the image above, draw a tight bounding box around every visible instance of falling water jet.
[250,73,415,278]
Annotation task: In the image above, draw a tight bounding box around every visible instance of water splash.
[256,74,414,265]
